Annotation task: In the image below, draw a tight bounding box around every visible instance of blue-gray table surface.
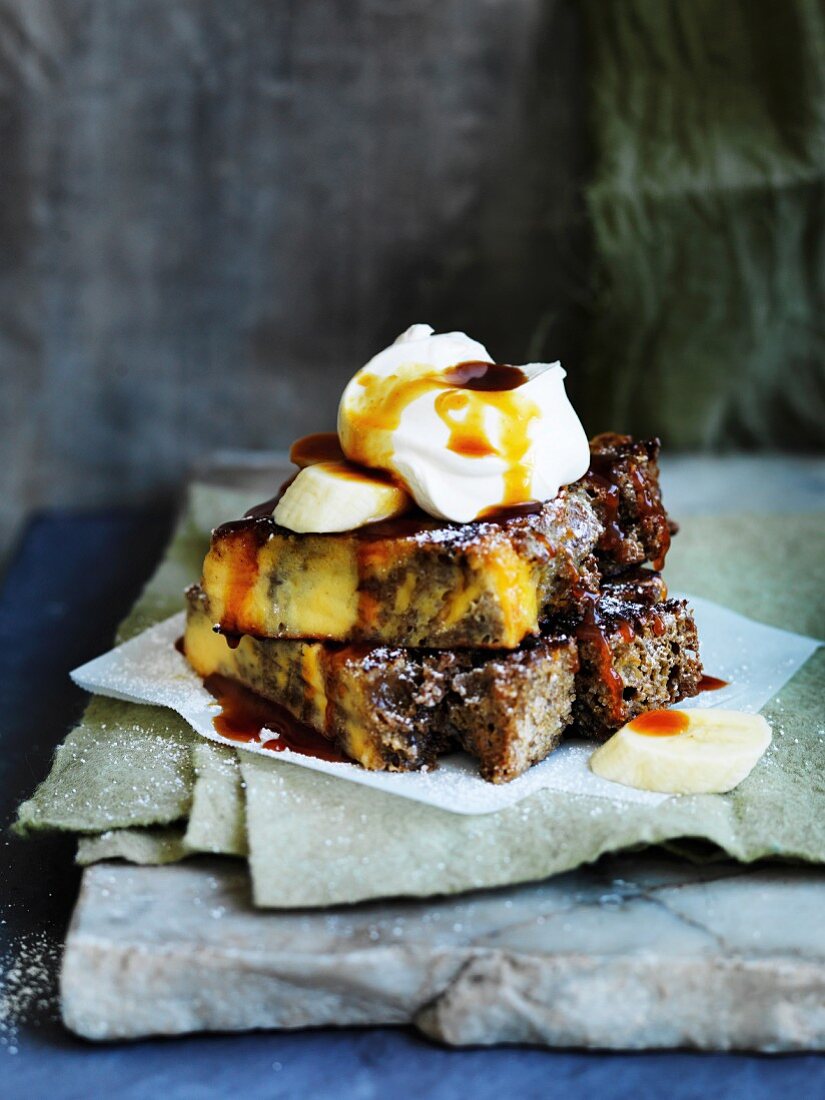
[2,508,824,1100]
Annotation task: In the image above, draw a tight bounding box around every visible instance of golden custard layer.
[200,490,602,649]
[199,435,672,650]
[184,586,579,782]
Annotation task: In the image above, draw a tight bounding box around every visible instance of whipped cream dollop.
[337,324,590,523]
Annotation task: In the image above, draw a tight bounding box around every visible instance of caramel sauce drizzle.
[585,472,624,553]
[321,643,375,734]
[477,500,543,521]
[629,464,671,571]
[629,709,690,736]
[290,432,345,466]
[443,361,527,390]
[650,610,666,637]
[616,620,636,644]
[290,434,403,488]
[434,390,497,458]
[220,528,261,636]
[310,459,400,488]
[203,673,348,763]
[586,439,671,570]
[344,360,539,509]
[575,596,625,715]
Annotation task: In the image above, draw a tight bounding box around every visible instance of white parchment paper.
[70,595,819,816]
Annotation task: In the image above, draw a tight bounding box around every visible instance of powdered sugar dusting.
[68,599,819,817]
[0,931,61,1055]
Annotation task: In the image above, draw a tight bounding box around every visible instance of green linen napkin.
[15,694,195,836]
[241,649,823,906]
[664,514,824,638]
[75,744,246,865]
[184,742,247,857]
[77,827,190,867]
[14,483,824,908]
[15,485,253,840]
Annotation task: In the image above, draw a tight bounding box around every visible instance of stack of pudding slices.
[183,433,702,784]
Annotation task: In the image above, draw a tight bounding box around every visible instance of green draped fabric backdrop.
[575,0,825,450]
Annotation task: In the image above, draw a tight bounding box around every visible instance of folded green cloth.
[75,743,247,866]
[15,484,824,907]
[240,648,823,907]
[76,827,190,867]
[15,486,251,841]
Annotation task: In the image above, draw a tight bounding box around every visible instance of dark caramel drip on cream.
[443,361,528,391]
[203,673,348,763]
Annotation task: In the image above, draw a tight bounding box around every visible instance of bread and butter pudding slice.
[184,576,700,782]
[198,434,672,650]
[184,584,578,783]
[201,488,601,649]
[183,324,702,784]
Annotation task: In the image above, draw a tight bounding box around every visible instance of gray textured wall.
[0,0,587,553]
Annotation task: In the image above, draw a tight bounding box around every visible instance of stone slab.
[61,856,825,1051]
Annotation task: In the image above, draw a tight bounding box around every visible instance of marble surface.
[57,454,825,1053]
[6,507,824,1097]
[62,854,825,1050]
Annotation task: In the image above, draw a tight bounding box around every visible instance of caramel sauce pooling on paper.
[698,674,728,692]
[203,673,348,763]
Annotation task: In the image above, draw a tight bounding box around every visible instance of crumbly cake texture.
[184,578,700,783]
[199,435,671,650]
[571,581,702,740]
[184,586,579,783]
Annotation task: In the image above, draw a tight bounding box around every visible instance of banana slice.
[589,709,772,795]
[273,460,411,533]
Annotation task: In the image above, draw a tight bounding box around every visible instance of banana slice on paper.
[589,709,772,795]
[273,460,411,533]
